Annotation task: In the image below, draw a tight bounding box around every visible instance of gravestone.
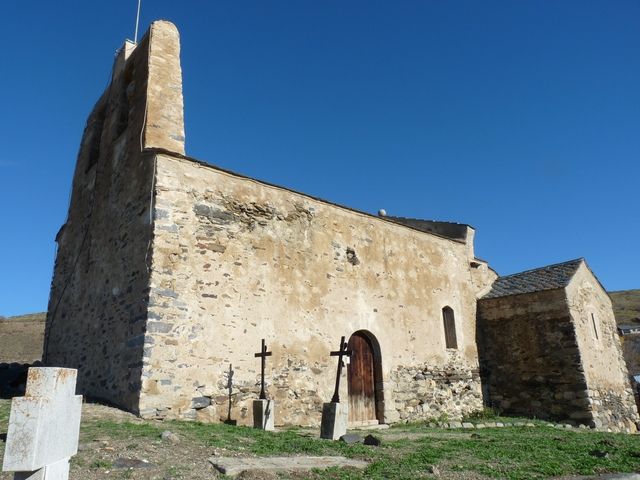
[253,339,275,430]
[2,367,83,480]
[253,398,274,431]
[320,336,351,440]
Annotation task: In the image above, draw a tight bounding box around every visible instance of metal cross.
[330,336,352,403]
[254,339,272,400]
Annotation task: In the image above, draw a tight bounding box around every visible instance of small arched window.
[442,306,458,349]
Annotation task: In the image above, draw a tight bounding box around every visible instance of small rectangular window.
[591,313,599,340]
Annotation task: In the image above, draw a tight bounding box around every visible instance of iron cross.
[330,335,352,403]
[254,338,272,400]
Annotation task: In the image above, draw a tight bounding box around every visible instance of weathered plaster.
[140,153,489,424]
[44,20,638,431]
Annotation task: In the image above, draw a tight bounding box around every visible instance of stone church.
[43,21,638,431]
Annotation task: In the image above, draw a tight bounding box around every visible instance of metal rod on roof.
[134,0,142,44]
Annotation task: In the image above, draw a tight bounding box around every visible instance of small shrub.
[462,407,501,421]
[90,459,112,470]
[426,412,450,424]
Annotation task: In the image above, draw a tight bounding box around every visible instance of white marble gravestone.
[2,368,83,480]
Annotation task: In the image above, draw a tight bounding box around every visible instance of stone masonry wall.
[139,153,492,425]
[477,289,590,423]
[44,21,185,411]
[567,264,639,431]
[390,356,483,422]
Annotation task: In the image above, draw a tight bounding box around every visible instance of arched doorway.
[347,330,383,424]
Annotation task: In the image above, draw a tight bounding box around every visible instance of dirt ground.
[1,401,637,480]
[0,401,493,480]
[0,402,216,480]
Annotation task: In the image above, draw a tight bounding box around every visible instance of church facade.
[44,21,638,431]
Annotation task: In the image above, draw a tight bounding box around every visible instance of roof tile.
[483,258,583,299]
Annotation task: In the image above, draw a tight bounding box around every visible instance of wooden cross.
[330,336,352,403]
[254,338,272,400]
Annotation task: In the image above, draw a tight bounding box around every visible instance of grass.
[291,427,640,480]
[165,465,185,477]
[461,406,502,421]
[82,419,371,458]
[3,399,640,479]
[90,459,113,469]
[431,428,640,479]
[0,400,10,424]
[75,417,640,479]
[81,419,164,441]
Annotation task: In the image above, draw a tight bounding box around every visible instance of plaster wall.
[140,153,490,425]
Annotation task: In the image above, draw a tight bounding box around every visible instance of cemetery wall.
[139,152,494,425]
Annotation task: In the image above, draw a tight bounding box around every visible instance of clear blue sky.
[1,1,638,316]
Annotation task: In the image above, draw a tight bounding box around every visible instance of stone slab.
[320,402,348,440]
[339,434,362,444]
[209,456,369,476]
[14,457,70,480]
[350,423,390,431]
[253,399,275,431]
[3,368,82,472]
[191,396,211,409]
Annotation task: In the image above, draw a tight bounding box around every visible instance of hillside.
[0,312,46,323]
[610,289,640,325]
[0,312,46,363]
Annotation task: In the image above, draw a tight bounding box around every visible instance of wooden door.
[347,333,378,423]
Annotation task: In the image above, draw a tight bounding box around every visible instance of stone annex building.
[43,21,638,431]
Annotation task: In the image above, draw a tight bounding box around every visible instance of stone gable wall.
[44,21,184,411]
[478,278,639,432]
[566,264,639,431]
[477,289,589,422]
[139,153,490,425]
